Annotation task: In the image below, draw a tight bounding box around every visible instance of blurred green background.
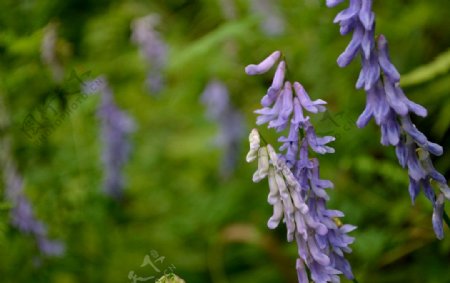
[1,0,450,282]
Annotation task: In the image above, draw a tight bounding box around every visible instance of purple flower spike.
[246,52,355,283]
[3,162,64,256]
[201,80,245,177]
[93,76,135,200]
[328,1,450,238]
[131,14,168,94]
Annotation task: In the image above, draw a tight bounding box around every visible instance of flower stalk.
[245,51,355,283]
[327,0,449,239]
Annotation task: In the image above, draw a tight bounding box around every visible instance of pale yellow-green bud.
[249,128,260,151]
[156,274,186,283]
[267,167,280,205]
[246,129,261,162]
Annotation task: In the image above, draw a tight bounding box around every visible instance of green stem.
[259,131,269,146]
[353,278,360,283]
[444,210,450,230]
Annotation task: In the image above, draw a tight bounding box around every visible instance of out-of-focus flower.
[0,95,64,256]
[88,76,135,199]
[201,79,245,178]
[156,274,186,283]
[246,52,355,282]
[218,0,237,20]
[249,0,285,36]
[41,22,67,83]
[3,162,64,256]
[328,0,449,239]
[131,14,168,94]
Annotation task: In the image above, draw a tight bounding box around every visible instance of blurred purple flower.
[246,52,355,282]
[88,76,135,199]
[249,0,285,36]
[201,80,245,178]
[328,0,449,239]
[3,162,64,256]
[131,14,168,94]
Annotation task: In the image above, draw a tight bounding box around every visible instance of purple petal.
[395,139,407,168]
[408,176,421,204]
[296,259,310,283]
[432,194,445,240]
[384,81,408,116]
[361,29,374,59]
[337,23,364,67]
[308,237,330,266]
[326,0,345,8]
[359,0,374,30]
[333,0,360,23]
[377,35,401,83]
[421,179,436,202]
[245,50,281,75]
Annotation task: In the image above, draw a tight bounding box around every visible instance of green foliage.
[0,0,449,283]
[402,49,450,87]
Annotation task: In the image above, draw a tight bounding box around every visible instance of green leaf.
[167,17,258,72]
[401,49,450,87]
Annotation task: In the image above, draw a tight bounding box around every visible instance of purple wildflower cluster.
[201,80,245,178]
[88,77,135,199]
[245,51,355,283]
[3,161,64,256]
[131,14,168,94]
[327,0,450,239]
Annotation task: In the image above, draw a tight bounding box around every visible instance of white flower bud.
[246,150,258,163]
[275,172,294,214]
[267,200,283,229]
[266,144,279,164]
[267,167,279,205]
[246,129,261,162]
[249,128,260,150]
[252,146,269,182]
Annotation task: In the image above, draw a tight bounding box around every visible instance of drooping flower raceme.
[201,79,245,177]
[131,14,168,95]
[246,51,355,283]
[3,160,64,256]
[87,76,135,199]
[327,0,450,239]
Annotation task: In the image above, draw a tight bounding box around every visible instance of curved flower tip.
[245,50,281,75]
[377,35,401,84]
[293,82,327,113]
[432,194,445,240]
